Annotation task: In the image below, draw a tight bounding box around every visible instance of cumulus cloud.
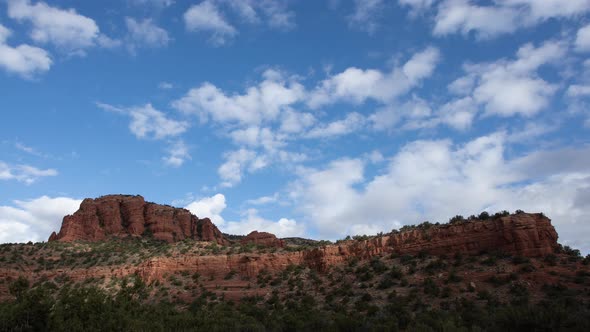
[183,0,295,45]
[125,17,170,52]
[162,140,191,167]
[399,0,435,12]
[308,47,440,108]
[173,69,305,126]
[0,161,57,184]
[290,133,590,254]
[218,149,267,187]
[405,0,590,39]
[306,112,366,139]
[228,0,295,29]
[0,196,81,243]
[184,0,237,45]
[433,0,520,38]
[246,193,279,205]
[185,193,227,225]
[348,0,385,34]
[222,208,302,238]
[185,193,302,237]
[575,23,590,52]
[451,40,565,117]
[129,0,174,8]
[97,102,189,140]
[7,0,113,55]
[0,24,51,77]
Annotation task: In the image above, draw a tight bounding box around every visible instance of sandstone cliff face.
[241,231,285,248]
[137,213,558,280]
[1,212,561,301]
[384,212,558,257]
[49,195,229,245]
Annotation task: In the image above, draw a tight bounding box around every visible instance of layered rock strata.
[241,231,285,248]
[48,195,229,245]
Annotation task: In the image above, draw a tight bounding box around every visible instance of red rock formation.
[138,213,559,279]
[241,231,285,248]
[385,212,558,257]
[49,195,229,245]
[0,211,562,302]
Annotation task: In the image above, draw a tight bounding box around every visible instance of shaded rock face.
[138,213,559,281]
[240,231,284,248]
[49,195,229,245]
[385,212,558,257]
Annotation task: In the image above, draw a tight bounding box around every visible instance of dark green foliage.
[449,215,465,224]
[1,279,589,332]
[9,276,29,300]
[478,211,490,220]
[423,277,440,297]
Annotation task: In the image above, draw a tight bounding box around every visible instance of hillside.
[0,199,589,331]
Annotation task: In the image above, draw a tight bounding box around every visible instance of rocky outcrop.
[0,211,561,301]
[48,203,558,277]
[385,212,558,257]
[138,213,559,279]
[49,195,229,245]
[241,231,284,248]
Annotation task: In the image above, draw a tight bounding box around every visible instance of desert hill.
[0,195,589,331]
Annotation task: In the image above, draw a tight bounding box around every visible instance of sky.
[1,0,590,254]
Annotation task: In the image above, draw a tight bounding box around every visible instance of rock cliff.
[137,212,559,280]
[48,195,229,245]
[241,231,285,248]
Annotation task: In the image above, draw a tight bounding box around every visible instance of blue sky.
[1,0,590,253]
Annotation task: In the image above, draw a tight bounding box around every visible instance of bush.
[478,211,490,220]
[449,215,465,224]
[423,278,440,297]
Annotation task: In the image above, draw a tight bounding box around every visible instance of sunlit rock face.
[49,194,229,245]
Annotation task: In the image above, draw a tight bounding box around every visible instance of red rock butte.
[48,195,229,245]
[241,231,285,248]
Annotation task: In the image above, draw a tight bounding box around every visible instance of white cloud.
[500,0,590,21]
[290,133,590,254]
[403,96,477,130]
[0,161,57,184]
[0,196,82,243]
[125,17,170,51]
[306,112,366,138]
[450,40,565,117]
[184,0,237,45]
[222,208,303,237]
[575,23,590,52]
[348,0,385,34]
[185,193,302,237]
[246,193,279,205]
[162,140,191,167]
[423,0,590,39]
[185,193,227,225]
[402,46,441,82]
[279,109,315,134]
[98,103,189,140]
[226,0,295,30]
[567,84,590,97]
[308,47,440,108]
[0,24,51,78]
[129,0,174,8]
[158,82,173,89]
[218,149,266,187]
[173,69,305,126]
[399,0,435,12]
[7,0,110,54]
[183,0,295,45]
[433,0,520,38]
[229,126,285,151]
